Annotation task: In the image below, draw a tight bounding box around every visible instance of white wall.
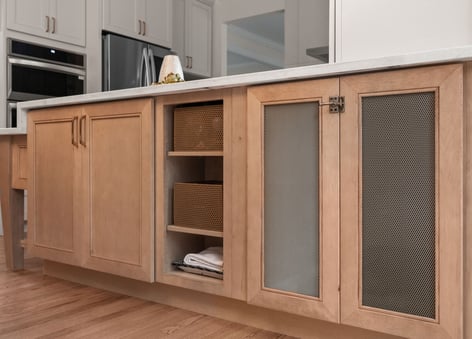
[336,0,472,62]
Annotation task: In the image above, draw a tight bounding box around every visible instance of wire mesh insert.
[361,92,436,319]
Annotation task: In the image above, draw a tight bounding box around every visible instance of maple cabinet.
[27,99,154,282]
[6,0,86,46]
[247,64,463,339]
[103,0,172,48]
[155,89,246,299]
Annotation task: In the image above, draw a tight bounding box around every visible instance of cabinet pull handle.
[79,116,86,146]
[142,21,146,36]
[138,20,142,35]
[186,56,189,68]
[190,56,193,69]
[51,17,56,34]
[45,16,50,32]
[71,116,79,146]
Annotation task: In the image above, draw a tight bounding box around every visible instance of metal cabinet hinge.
[320,96,345,113]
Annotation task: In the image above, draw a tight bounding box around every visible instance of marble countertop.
[2,45,472,135]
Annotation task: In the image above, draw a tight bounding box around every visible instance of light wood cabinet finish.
[247,78,340,322]
[340,64,463,339]
[82,100,154,282]
[11,135,27,190]
[246,64,464,338]
[27,106,82,266]
[155,89,246,299]
[27,99,154,281]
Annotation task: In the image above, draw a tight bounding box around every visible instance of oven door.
[7,57,85,101]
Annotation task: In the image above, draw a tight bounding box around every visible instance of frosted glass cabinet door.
[247,78,340,323]
[340,65,463,339]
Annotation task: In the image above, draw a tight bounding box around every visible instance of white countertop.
[2,45,472,135]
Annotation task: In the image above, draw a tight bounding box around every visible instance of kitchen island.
[1,47,472,339]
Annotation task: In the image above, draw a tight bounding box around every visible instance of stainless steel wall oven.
[6,39,86,127]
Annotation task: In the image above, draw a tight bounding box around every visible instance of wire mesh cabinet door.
[340,64,463,339]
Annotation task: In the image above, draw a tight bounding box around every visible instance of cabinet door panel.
[142,0,172,48]
[340,64,463,339]
[185,0,212,77]
[103,0,139,38]
[82,99,154,282]
[263,103,320,297]
[27,109,81,266]
[247,78,339,322]
[7,0,49,37]
[50,0,86,46]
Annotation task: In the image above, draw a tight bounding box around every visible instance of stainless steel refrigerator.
[102,32,172,91]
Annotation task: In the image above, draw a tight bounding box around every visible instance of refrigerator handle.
[143,48,151,86]
[148,48,157,84]
[138,47,145,86]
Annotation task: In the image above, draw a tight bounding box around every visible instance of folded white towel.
[183,247,223,273]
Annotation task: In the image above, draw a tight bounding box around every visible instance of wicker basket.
[173,182,223,231]
[173,105,223,151]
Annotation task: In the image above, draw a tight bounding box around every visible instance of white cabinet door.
[7,0,49,38]
[103,0,172,48]
[103,0,140,39]
[184,0,212,77]
[49,0,86,46]
[6,0,85,46]
[173,0,211,78]
[140,0,172,48]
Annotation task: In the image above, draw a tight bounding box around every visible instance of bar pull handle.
[51,17,56,34]
[45,16,50,32]
[189,56,193,69]
[79,116,86,146]
[71,116,79,146]
[142,21,146,36]
[138,19,142,35]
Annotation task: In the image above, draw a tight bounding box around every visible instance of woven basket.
[173,105,223,151]
[173,182,223,231]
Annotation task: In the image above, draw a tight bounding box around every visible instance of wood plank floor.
[0,237,295,339]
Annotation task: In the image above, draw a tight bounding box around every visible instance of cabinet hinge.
[320,96,345,113]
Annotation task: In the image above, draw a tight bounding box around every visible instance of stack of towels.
[183,246,223,273]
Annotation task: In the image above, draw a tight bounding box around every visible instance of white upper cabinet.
[173,0,212,78]
[336,0,472,62]
[103,0,172,48]
[6,0,86,46]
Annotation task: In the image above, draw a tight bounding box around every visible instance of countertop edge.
[2,45,472,136]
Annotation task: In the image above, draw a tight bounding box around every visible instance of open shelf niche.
[162,99,225,282]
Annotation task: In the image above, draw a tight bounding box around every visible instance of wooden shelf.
[168,270,224,283]
[168,151,223,157]
[167,225,223,238]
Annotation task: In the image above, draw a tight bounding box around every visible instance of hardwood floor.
[0,237,294,339]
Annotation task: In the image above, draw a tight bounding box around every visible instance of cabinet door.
[7,0,49,38]
[27,107,82,266]
[49,0,86,46]
[103,0,139,39]
[82,99,154,282]
[184,0,212,77]
[140,0,172,48]
[247,78,340,322]
[340,65,463,338]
